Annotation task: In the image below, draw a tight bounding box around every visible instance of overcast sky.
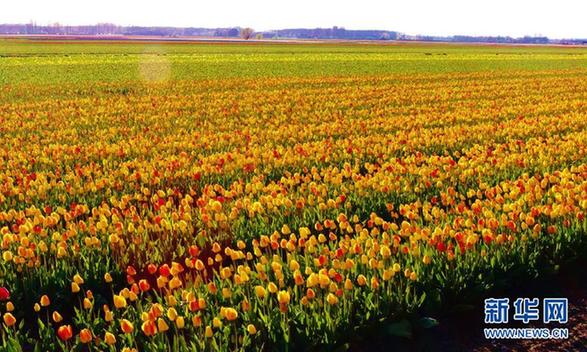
[2,0,586,39]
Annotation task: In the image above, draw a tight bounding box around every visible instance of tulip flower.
[176,316,185,329]
[254,285,266,299]
[277,290,290,305]
[138,279,150,292]
[52,311,63,323]
[225,307,238,321]
[120,319,134,334]
[104,273,113,283]
[3,313,16,327]
[166,307,177,321]
[2,251,13,262]
[205,326,213,338]
[157,318,169,332]
[73,274,84,285]
[57,325,73,341]
[104,331,116,345]
[141,320,157,336]
[83,298,93,310]
[79,328,92,343]
[327,293,339,305]
[105,310,114,322]
[113,295,127,309]
[0,287,10,301]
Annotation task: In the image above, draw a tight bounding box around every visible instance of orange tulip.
[120,319,134,334]
[40,294,50,307]
[57,325,73,341]
[52,311,63,323]
[104,331,116,345]
[225,307,238,321]
[79,328,92,343]
[3,313,16,327]
[141,320,157,336]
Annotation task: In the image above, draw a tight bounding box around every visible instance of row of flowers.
[1,70,587,350]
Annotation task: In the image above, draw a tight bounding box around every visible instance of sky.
[2,0,586,39]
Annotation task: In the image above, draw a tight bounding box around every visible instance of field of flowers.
[1,40,587,351]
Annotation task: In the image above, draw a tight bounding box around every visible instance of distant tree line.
[0,23,247,38]
[396,33,586,45]
[261,27,398,40]
[1,23,586,44]
[0,24,397,41]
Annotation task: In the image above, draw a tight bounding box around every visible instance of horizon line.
[1,21,584,40]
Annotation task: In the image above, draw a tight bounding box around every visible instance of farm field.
[1,39,587,351]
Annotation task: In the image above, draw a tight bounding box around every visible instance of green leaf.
[418,292,427,306]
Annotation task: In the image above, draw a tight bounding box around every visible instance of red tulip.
[0,287,9,301]
[188,245,200,257]
[139,279,150,292]
[159,264,170,277]
[147,263,157,275]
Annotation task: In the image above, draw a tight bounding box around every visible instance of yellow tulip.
[254,285,266,299]
[277,290,290,305]
[326,293,339,305]
[113,295,127,309]
[73,273,84,285]
[2,251,13,262]
[225,307,238,321]
[104,331,116,345]
[205,326,213,338]
[247,324,257,335]
[104,273,113,283]
[167,307,177,321]
[176,316,185,329]
[157,318,169,332]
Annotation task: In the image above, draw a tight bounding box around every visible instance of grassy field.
[2,39,587,85]
[0,39,587,351]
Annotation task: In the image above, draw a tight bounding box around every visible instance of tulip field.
[1,39,587,351]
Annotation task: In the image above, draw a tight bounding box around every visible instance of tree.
[240,28,255,40]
